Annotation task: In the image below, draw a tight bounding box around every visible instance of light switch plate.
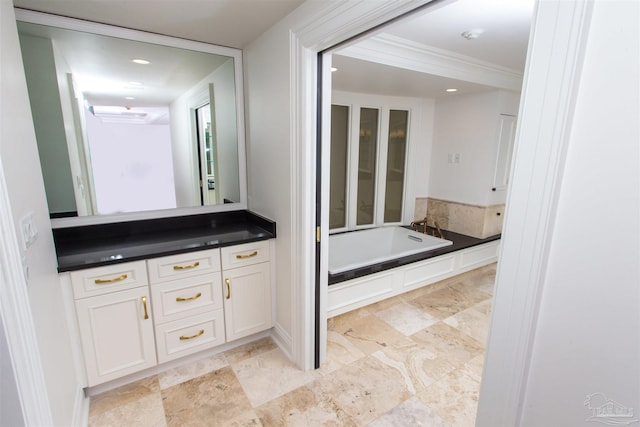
[20,212,38,250]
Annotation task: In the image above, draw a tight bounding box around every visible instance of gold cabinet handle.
[173,261,200,271]
[225,278,231,299]
[94,274,127,284]
[176,292,202,302]
[179,329,204,340]
[236,251,258,260]
[141,296,149,320]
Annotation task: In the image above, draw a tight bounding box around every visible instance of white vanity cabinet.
[66,240,273,387]
[147,249,226,363]
[221,241,272,341]
[70,261,157,387]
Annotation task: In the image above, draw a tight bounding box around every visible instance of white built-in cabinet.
[329,98,412,232]
[221,242,271,341]
[71,261,156,387]
[147,249,226,364]
[68,240,272,387]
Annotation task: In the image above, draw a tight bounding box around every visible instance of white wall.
[170,75,207,208]
[516,1,639,424]
[171,59,239,208]
[331,90,434,227]
[429,89,520,206]
[0,2,82,424]
[18,33,76,214]
[212,58,240,203]
[0,316,25,426]
[244,14,295,351]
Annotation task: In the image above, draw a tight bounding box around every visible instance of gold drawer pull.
[179,329,204,340]
[142,296,149,320]
[176,292,202,302]
[94,274,127,284]
[173,261,200,271]
[236,251,258,260]
[225,278,231,299]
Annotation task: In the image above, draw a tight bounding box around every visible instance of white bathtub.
[328,226,453,275]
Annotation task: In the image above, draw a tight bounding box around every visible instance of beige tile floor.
[88,263,496,427]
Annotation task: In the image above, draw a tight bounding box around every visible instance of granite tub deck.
[53,210,276,272]
[329,227,500,285]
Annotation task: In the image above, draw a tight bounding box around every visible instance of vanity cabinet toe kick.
[63,240,272,387]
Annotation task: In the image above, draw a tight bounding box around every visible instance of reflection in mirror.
[15,11,245,224]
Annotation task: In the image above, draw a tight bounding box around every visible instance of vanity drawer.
[71,261,148,299]
[147,249,221,284]
[155,311,226,363]
[150,275,223,325]
[221,241,270,270]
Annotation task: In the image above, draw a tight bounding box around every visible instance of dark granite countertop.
[328,227,500,285]
[53,210,276,272]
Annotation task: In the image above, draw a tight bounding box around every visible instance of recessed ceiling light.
[125,96,135,100]
[128,81,143,86]
[446,88,458,92]
[331,67,338,72]
[131,58,151,65]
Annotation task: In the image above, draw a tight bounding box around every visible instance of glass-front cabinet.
[329,104,409,232]
[356,108,379,226]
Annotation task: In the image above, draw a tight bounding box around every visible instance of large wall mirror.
[15,9,247,228]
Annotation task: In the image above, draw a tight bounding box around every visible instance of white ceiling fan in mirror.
[15,9,247,227]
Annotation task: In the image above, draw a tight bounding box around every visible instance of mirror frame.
[15,8,248,229]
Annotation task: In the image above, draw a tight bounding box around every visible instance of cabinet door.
[75,287,156,386]
[223,262,272,341]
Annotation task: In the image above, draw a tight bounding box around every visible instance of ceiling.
[332,0,535,98]
[13,0,305,113]
[17,20,231,109]
[13,0,535,106]
[13,0,305,49]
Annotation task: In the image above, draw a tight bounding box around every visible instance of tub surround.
[53,210,276,272]
[329,228,500,285]
[329,227,453,275]
[415,197,505,239]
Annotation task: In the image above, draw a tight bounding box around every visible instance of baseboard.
[72,386,89,426]
[271,322,293,361]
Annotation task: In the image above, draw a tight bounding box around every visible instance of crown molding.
[338,33,524,91]
[291,0,434,51]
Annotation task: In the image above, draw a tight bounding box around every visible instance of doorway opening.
[314,0,534,404]
[195,103,217,206]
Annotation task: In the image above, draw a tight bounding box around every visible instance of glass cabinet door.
[329,103,408,230]
[356,108,379,226]
[384,109,408,223]
[329,105,349,229]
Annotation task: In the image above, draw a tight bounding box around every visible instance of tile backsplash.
[414,197,504,239]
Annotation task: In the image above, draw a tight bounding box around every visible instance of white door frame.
[287,0,434,373]
[0,158,54,424]
[289,1,593,426]
[476,1,594,424]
